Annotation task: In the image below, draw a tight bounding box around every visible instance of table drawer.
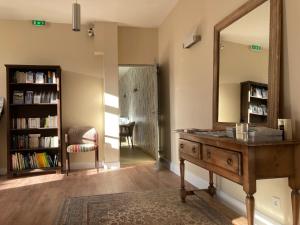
[179,139,201,159]
[203,145,241,175]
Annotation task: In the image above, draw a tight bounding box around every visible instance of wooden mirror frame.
[213,0,282,129]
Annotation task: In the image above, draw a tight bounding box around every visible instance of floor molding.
[0,168,7,176]
[72,161,121,170]
[170,162,282,225]
[0,162,121,175]
[158,157,171,170]
[70,162,103,170]
[103,161,120,170]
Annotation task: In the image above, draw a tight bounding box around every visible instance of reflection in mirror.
[218,1,270,124]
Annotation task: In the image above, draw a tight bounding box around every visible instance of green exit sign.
[32,20,46,27]
[250,44,263,52]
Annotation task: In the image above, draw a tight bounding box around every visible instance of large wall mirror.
[213,0,282,129]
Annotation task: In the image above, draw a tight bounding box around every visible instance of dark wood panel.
[255,145,294,179]
[178,130,299,225]
[6,64,63,177]
[179,139,201,159]
[202,145,241,175]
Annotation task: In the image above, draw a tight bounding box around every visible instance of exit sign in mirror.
[250,44,263,52]
[32,20,46,27]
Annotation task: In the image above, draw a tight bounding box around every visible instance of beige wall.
[0,21,157,170]
[218,83,241,123]
[0,20,104,172]
[94,22,120,164]
[118,26,158,65]
[159,0,300,224]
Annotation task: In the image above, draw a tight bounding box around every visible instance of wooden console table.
[178,130,300,225]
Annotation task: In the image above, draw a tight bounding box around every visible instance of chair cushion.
[67,144,97,153]
[67,127,98,145]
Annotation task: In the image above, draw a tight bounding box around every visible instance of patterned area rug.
[56,189,238,225]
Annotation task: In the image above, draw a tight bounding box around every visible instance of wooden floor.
[120,146,156,166]
[0,164,193,225]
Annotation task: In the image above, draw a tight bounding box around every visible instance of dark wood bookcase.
[240,81,268,124]
[6,65,62,176]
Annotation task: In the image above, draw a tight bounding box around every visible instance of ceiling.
[0,0,178,27]
[221,1,270,49]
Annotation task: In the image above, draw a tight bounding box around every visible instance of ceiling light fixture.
[72,0,81,31]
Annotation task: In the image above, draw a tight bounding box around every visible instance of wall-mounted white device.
[88,24,95,37]
[183,26,201,49]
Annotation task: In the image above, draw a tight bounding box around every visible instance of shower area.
[119,65,158,166]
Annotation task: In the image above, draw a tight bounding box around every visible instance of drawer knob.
[180,143,184,148]
[207,151,211,159]
[192,146,196,153]
[227,158,233,166]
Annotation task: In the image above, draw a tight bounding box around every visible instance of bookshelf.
[6,65,62,176]
[240,81,268,124]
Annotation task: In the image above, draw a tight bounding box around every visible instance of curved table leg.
[208,171,216,196]
[246,194,255,225]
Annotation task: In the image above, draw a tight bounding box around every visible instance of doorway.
[118,65,158,166]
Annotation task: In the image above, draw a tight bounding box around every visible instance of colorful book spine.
[11,152,58,171]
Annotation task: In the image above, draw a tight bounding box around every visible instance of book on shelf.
[35,72,45,84]
[29,134,40,148]
[12,135,29,149]
[47,71,57,84]
[33,92,41,104]
[26,71,34,83]
[11,135,59,149]
[50,92,58,104]
[12,115,58,129]
[34,91,57,104]
[13,90,24,104]
[12,118,27,129]
[14,71,58,84]
[14,71,27,83]
[14,91,57,104]
[51,136,59,148]
[11,152,59,171]
[28,118,41,128]
[42,115,58,128]
[41,91,51,103]
[24,91,34,104]
[250,86,268,99]
[249,103,267,116]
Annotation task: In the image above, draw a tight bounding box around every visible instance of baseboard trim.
[0,162,120,175]
[70,162,103,170]
[158,157,171,170]
[0,168,7,176]
[103,161,120,170]
[170,162,282,225]
[67,161,121,171]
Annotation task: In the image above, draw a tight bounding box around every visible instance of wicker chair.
[65,127,99,175]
